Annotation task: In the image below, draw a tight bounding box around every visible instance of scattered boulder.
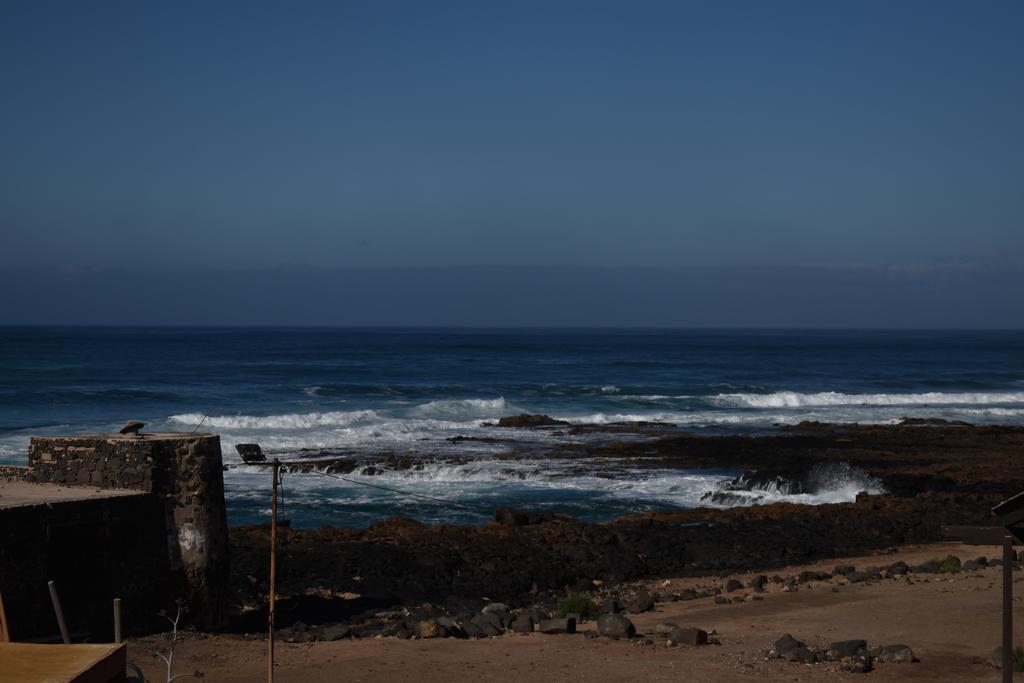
[771,634,803,656]
[748,575,768,592]
[436,617,466,639]
[669,626,708,647]
[870,644,916,664]
[887,561,909,576]
[822,640,871,673]
[846,571,867,583]
[769,633,821,663]
[833,564,856,576]
[678,589,698,601]
[320,623,351,641]
[597,613,636,639]
[510,615,534,634]
[538,617,576,634]
[625,590,655,613]
[469,612,505,637]
[826,640,872,672]
[725,579,744,592]
[714,596,729,605]
[828,640,868,659]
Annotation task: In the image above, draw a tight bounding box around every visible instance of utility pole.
[268,458,280,683]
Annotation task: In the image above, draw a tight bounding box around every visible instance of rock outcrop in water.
[494,414,570,428]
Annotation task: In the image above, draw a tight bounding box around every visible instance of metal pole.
[47,580,70,644]
[268,458,280,683]
[1004,535,1013,683]
[113,598,122,643]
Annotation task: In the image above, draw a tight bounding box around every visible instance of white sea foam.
[224,455,882,516]
[712,391,1024,409]
[226,458,732,507]
[962,407,1024,417]
[613,395,674,402]
[169,410,379,430]
[410,397,510,419]
[702,462,885,507]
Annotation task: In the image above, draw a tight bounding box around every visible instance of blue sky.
[2,0,1022,271]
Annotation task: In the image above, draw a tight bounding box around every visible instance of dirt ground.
[128,543,1021,682]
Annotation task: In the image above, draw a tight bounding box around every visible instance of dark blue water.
[2,327,1023,527]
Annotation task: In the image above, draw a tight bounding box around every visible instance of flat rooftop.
[0,480,146,510]
[33,431,216,441]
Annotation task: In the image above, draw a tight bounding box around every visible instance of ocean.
[2,327,1022,528]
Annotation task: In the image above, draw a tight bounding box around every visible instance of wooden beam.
[942,525,1024,546]
[47,581,70,645]
[1004,536,1013,683]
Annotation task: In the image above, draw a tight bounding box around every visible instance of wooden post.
[1004,536,1013,683]
[0,590,10,642]
[113,598,122,643]
[268,458,280,683]
[47,580,70,644]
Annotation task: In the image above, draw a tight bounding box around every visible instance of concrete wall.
[0,494,171,640]
[26,433,230,629]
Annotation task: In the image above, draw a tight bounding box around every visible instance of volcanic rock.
[828,640,868,659]
[538,617,576,634]
[495,414,569,428]
[625,590,655,613]
[510,615,534,633]
[669,626,708,646]
[771,634,807,659]
[870,644,915,663]
[597,613,636,639]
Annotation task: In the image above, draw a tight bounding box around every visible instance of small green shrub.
[1014,646,1024,673]
[931,555,962,573]
[556,593,600,620]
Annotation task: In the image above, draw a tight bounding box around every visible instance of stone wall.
[0,493,171,640]
[27,433,230,629]
[0,465,28,481]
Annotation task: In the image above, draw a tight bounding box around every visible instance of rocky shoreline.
[222,420,1024,638]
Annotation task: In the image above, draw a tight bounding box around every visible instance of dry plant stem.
[152,602,203,682]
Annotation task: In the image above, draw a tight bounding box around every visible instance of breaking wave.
[712,390,1024,409]
[169,410,380,430]
[701,462,885,507]
[410,397,510,419]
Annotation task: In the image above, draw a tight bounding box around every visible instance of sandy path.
[128,543,1018,682]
